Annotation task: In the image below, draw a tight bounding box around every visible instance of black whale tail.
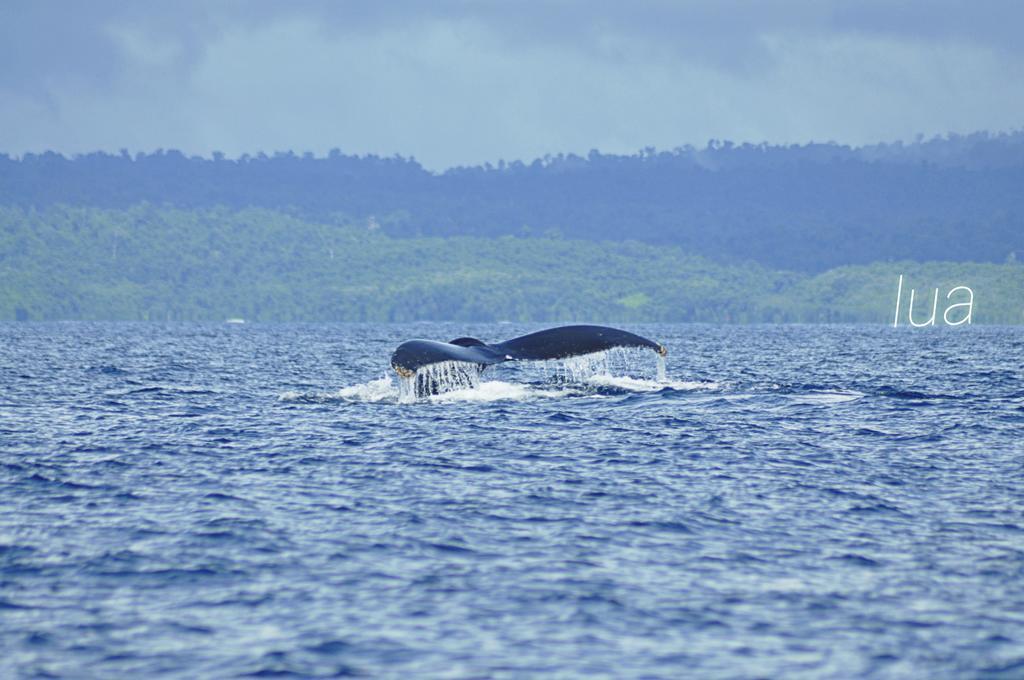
[492,325,665,362]
[390,325,667,389]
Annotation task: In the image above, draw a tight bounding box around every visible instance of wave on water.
[584,374,720,393]
[785,389,865,405]
[278,376,397,404]
[8,323,1022,679]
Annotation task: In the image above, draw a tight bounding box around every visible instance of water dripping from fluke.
[390,324,668,399]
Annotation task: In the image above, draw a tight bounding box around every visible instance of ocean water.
[1,322,1022,678]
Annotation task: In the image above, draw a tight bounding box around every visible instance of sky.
[1,1,1022,169]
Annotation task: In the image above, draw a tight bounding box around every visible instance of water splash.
[557,351,613,382]
[543,347,664,384]
[396,347,670,401]
[295,347,676,404]
[398,361,483,403]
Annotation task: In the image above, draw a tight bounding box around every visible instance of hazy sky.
[2,1,1022,169]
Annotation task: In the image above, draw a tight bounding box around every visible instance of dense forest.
[2,132,1023,272]
[1,206,1020,323]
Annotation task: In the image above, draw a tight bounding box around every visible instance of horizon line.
[3,127,1022,172]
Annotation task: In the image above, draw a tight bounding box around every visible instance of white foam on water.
[278,376,400,403]
[429,381,578,403]
[283,346,708,404]
[585,374,721,392]
[789,390,865,405]
[335,377,399,402]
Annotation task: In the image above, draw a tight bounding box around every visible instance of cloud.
[1,1,1022,168]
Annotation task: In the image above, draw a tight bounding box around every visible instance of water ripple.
[1,322,1022,678]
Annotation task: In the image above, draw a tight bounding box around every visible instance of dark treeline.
[2,206,1021,323]
[2,131,1023,272]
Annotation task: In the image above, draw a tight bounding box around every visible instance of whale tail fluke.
[390,325,666,395]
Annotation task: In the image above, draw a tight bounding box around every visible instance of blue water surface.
[1,322,1023,678]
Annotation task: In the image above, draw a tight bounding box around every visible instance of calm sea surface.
[1,322,1022,678]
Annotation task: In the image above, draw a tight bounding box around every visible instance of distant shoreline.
[2,205,1020,325]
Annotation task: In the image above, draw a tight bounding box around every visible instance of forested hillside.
[3,132,1023,272]
[1,206,1020,323]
